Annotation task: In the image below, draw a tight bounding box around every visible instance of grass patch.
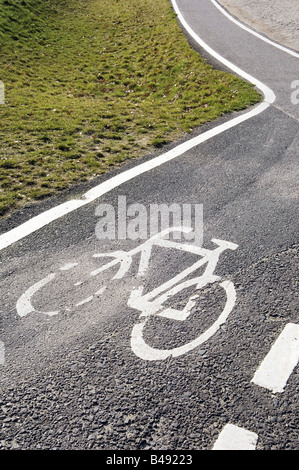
[0,0,262,217]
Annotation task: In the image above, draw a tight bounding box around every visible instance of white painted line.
[16,273,59,317]
[130,280,237,361]
[75,287,106,307]
[171,0,275,104]
[0,341,5,365]
[76,295,94,307]
[0,200,86,252]
[251,323,299,394]
[212,423,258,450]
[212,0,299,59]
[95,286,106,296]
[0,0,276,253]
[60,262,78,271]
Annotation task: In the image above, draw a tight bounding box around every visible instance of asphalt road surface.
[0,0,298,452]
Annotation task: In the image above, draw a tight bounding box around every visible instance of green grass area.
[0,0,262,217]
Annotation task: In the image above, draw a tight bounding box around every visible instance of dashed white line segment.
[251,323,299,394]
[212,423,258,450]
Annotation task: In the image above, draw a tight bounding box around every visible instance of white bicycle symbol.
[16,227,238,361]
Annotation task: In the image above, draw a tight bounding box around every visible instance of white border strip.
[171,0,275,104]
[212,0,299,59]
[0,0,275,252]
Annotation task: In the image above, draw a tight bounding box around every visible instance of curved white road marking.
[0,0,277,252]
[16,273,59,318]
[130,280,237,361]
[171,0,275,104]
[212,0,299,59]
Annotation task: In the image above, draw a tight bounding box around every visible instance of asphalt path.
[0,0,298,452]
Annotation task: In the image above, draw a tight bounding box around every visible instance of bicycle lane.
[0,0,298,450]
